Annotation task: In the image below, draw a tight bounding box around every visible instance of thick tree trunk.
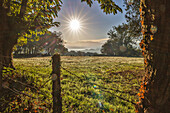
[137,0,170,112]
[0,29,18,91]
[0,5,18,92]
[3,37,17,68]
[0,39,3,92]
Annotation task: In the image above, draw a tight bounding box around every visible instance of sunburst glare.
[69,19,80,31]
[56,2,92,42]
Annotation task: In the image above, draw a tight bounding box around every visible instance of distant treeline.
[14,31,68,57]
[14,26,142,57]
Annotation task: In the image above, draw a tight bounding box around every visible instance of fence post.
[52,53,62,113]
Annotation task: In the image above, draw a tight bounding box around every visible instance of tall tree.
[101,23,141,56]
[136,0,170,112]
[0,0,62,68]
[123,0,170,112]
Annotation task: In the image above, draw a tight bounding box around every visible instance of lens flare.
[93,85,97,88]
[120,46,127,52]
[52,2,91,43]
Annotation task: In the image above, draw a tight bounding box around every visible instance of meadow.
[2,56,144,113]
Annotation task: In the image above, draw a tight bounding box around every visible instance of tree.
[136,0,170,112]
[0,0,62,91]
[101,40,116,55]
[124,0,141,38]
[0,0,61,68]
[36,31,68,55]
[101,23,141,56]
[14,31,68,56]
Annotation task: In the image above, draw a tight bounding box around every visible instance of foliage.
[1,0,123,46]
[14,31,68,56]
[1,56,144,112]
[101,24,141,57]
[123,0,141,38]
[81,0,122,14]
[1,0,63,41]
[101,0,142,57]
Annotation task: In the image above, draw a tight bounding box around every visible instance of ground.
[1,56,144,112]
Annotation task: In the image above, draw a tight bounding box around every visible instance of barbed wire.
[5,76,38,90]
[5,86,37,99]
[38,77,52,89]
[100,88,136,105]
[3,86,49,111]
[1,56,138,107]
[1,61,53,103]
[61,65,137,94]
[3,73,52,97]
[19,69,50,76]
[60,65,85,81]
[60,65,137,105]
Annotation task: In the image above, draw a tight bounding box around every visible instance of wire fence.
[60,65,136,105]
[0,55,53,112]
[0,54,139,112]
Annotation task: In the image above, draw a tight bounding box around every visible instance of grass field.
[3,56,144,112]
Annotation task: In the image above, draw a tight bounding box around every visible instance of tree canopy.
[14,31,68,56]
[101,24,141,56]
[101,0,141,57]
[0,0,123,39]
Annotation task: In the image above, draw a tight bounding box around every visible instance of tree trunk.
[3,37,17,68]
[0,5,18,92]
[137,0,170,112]
[0,39,3,92]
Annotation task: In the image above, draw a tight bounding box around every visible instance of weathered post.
[52,53,62,113]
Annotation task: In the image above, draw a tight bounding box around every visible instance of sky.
[50,0,127,51]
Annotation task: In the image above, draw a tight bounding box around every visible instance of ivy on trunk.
[136,0,170,112]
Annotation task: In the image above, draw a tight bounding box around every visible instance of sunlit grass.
[12,56,144,112]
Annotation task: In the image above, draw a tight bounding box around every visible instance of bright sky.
[50,0,126,50]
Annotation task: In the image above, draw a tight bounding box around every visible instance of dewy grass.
[12,56,144,113]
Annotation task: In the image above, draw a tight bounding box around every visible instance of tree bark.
[0,3,18,92]
[137,0,170,112]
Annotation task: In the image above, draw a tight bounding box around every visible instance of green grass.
[3,56,144,112]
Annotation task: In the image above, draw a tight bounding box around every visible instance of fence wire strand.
[60,65,137,105]
[1,55,137,110]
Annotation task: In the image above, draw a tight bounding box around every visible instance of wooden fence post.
[52,53,62,113]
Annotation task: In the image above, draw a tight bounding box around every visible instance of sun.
[69,19,80,31]
[53,4,91,41]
